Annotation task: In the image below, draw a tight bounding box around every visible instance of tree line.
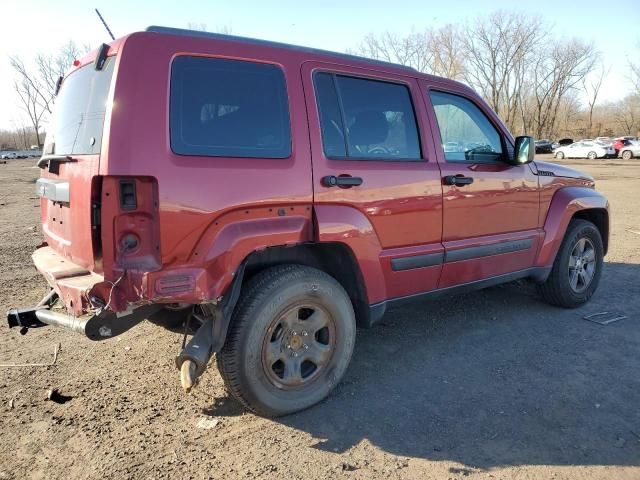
[3,13,639,151]
[350,11,639,139]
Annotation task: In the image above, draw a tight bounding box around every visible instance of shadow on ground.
[208,261,640,469]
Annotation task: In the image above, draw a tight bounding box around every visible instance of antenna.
[95,8,115,41]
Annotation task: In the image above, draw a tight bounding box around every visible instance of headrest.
[349,111,389,146]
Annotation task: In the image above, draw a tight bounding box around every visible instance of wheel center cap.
[290,334,303,350]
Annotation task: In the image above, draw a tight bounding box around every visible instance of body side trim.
[391,252,444,271]
[445,238,534,263]
[367,266,551,327]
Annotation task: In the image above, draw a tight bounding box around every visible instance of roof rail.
[145,26,416,73]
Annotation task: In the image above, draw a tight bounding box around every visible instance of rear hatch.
[38,54,116,271]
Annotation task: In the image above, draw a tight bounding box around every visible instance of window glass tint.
[314,72,421,160]
[430,91,502,163]
[170,57,291,158]
[46,58,115,156]
[314,73,347,157]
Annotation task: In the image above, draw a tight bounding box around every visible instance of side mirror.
[512,136,535,165]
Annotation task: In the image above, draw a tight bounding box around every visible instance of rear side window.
[314,72,421,160]
[170,57,291,158]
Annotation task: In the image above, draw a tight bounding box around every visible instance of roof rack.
[145,26,416,73]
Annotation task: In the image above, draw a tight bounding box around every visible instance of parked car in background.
[554,141,615,159]
[618,141,640,160]
[558,138,574,146]
[613,138,633,155]
[0,152,17,160]
[535,139,553,153]
[595,137,612,145]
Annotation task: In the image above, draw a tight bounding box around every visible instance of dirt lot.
[1,156,639,480]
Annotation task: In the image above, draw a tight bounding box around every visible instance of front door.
[422,85,541,288]
[302,62,443,303]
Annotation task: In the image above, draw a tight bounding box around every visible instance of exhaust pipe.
[35,309,90,334]
[33,304,160,340]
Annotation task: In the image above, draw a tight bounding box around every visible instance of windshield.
[44,57,115,156]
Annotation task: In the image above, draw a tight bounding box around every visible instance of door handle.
[443,175,474,186]
[321,175,363,188]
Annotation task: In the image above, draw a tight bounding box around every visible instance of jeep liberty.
[7,27,610,417]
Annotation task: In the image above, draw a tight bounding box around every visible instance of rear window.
[45,57,115,156]
[170,57,291,158]
[314,72,421,161]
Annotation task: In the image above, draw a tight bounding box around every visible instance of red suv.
[8,27,610,417]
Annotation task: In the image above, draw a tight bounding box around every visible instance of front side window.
[314,72,421,161]
[429,91,503,163]
[170,57,291,158]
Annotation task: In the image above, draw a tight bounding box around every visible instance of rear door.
[38,55,116,270]
[302,62,444,300]
[421,84,541,288]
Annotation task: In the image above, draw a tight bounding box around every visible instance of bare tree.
[628,40,640,93]
[349,31,435,72]
[614,94,640,135]
[9,41,85,146]
[461,11,546,132]
[582,63,608,138]
[430,24,465,80]
[187,23,233,34]
[531,38,598,138]
[11,73,47,147]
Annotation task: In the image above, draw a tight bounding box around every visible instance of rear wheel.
[587,151,597,160]
[217,265,356,417]
[621,150,633,160]
[555,151,565,159]
[538,219,603,308]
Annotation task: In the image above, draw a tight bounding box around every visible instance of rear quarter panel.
[102,32,314,303]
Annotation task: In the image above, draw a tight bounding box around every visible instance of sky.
[1,0,638,130]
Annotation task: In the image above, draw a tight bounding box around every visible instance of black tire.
[555,151,565,159]
[538,219,604,308]
[621,150,633,160]
[217,264,356,417]
[148,304,192,328]
[587,151,597,160]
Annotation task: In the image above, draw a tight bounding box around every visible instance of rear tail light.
[101,176,161,272]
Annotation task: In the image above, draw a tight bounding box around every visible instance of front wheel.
[538,219,604,308]
[217,265,356,417]
[555,151,565,159]
[621,150,633,160]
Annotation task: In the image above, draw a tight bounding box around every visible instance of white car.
[619,141,640,160]
[554,141,615,159]
[0,152,17,159]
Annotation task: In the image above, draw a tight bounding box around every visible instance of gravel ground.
[0,156,639,480]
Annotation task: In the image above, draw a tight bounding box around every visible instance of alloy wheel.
[568,237,596,293]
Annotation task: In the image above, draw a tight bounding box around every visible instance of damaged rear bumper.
[7,246,160,340]
[7,289,160,340]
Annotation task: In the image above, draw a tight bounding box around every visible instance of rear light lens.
[101,176,161,272]
[119,180,137,210]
